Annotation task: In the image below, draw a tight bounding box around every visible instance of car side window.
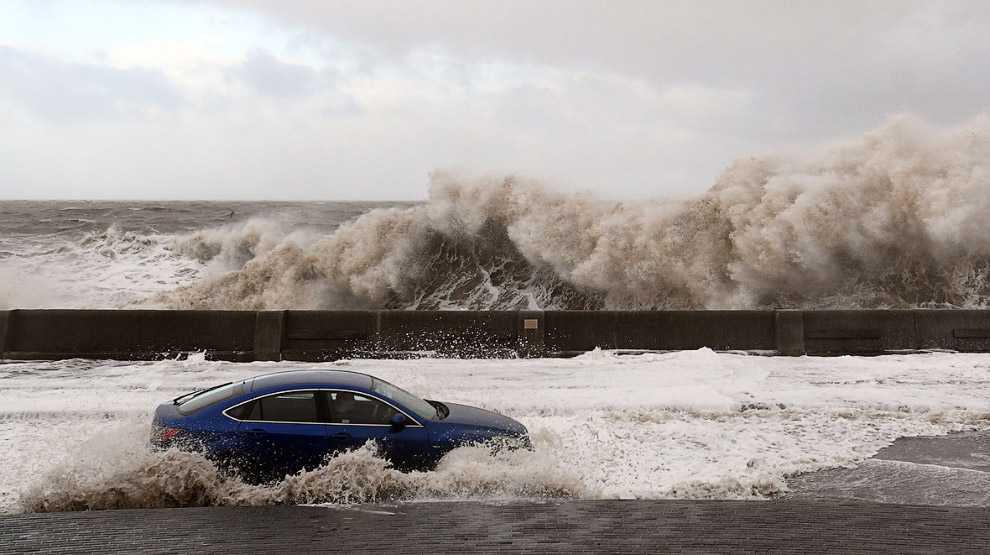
[328,391,398,425]
[227,400,256,420]
[249,391,320,423]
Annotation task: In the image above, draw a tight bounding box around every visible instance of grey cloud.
[6,1,989,202]
[175,1,990,136]
[0,45,184,123]
[172,2,988,76]
[227,48,325,97]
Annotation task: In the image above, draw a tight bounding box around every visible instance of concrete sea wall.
[3,309,990,361]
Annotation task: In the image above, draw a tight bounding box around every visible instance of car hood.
[440,402,527,435]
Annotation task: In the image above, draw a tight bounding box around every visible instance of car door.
[324,390,431,470]
[233,389,328,480]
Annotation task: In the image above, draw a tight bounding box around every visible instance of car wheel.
[212,451,261,484]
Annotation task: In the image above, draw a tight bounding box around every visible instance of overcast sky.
[1,0,988,200]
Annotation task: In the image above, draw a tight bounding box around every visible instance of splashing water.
[140,113,990,311]
[17,425,585,513]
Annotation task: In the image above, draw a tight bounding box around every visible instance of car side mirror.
[391,413,407,429]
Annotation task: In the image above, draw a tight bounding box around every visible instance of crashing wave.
[146,113,990,310]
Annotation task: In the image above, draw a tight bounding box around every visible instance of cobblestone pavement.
[3,500,990,554]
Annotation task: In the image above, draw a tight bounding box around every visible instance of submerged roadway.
[3,431,990,554]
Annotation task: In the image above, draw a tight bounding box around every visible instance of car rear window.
[177,382,244,415]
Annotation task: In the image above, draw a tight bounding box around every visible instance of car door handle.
[246,429,267,436]
[330,432,351,439]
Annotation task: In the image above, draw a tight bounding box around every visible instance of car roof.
[247,370,374,392]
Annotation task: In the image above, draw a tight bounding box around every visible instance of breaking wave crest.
[147,113,990,310]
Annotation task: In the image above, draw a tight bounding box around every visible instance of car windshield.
[370,377,440,420]
[176,382,243,415]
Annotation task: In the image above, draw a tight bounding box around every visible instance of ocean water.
[0,200,410,309]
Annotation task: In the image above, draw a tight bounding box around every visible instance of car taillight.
[155,427,183,442]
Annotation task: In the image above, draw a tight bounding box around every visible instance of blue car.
[151,370,528,482]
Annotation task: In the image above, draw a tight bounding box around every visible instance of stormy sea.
[4,115,990,313]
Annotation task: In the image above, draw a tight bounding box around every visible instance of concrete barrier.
[1,309,256,361]
[280,310,378,361]
[774,310,805,356]
[0,310,10,355]
[802,310,917,355]
[544,311,776,354]
[377,311,518,357]
[254,311,286,362]
[517,310,545,358]
[914,310,990,352]
[3,309,990,361]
